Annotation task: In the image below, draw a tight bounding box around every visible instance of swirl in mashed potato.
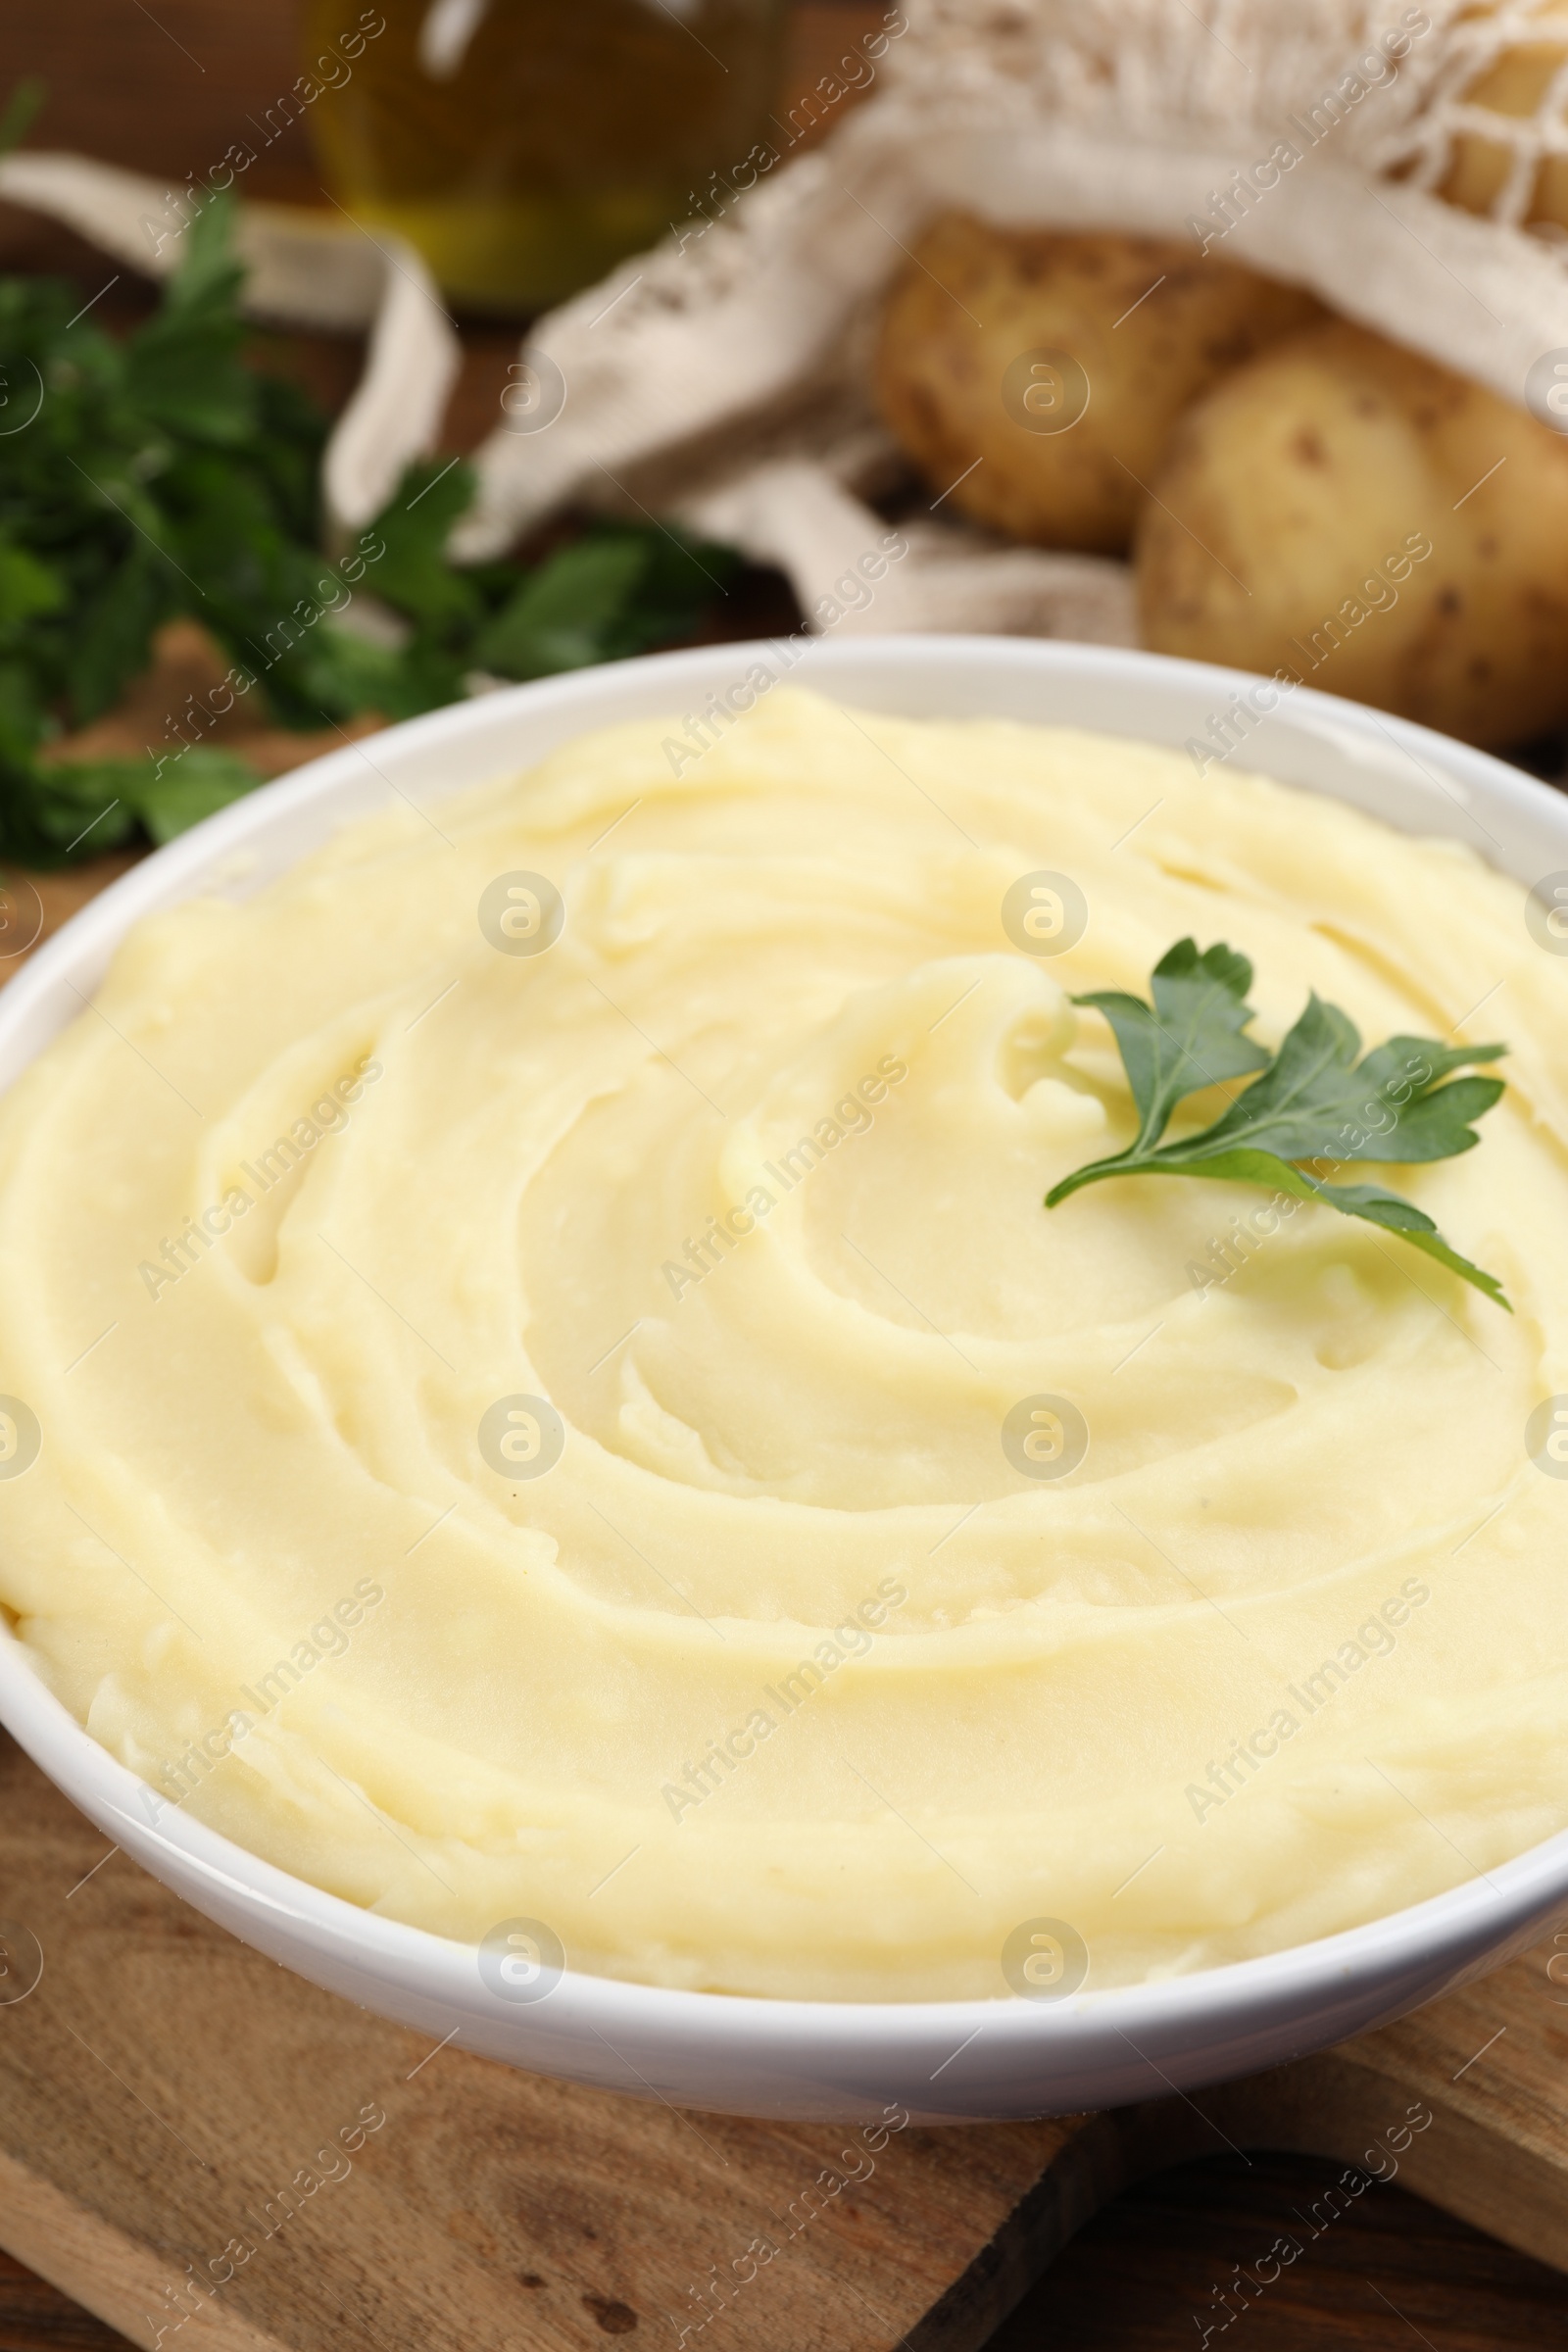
[0,687,1564,2000]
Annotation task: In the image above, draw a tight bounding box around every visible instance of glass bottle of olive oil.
[303,0,787,314]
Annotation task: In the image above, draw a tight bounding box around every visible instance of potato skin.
[1137,320,1568,749]
[873,216,1322,554]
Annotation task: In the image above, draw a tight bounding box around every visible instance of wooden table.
[5,1716,1568,2352]
[1,4,1567,2343]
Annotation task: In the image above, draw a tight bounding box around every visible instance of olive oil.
[303,0,786,314]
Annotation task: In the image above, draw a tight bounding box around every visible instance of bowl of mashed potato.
[0,634,1566,2123]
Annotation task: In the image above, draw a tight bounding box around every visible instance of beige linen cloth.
[4,0,1568,647]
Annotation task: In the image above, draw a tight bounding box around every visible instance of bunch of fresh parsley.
[0,181,736,864]
[1047,939,1509,1306]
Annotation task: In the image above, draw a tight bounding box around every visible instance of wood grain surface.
[0,1730,1088,2352]
[0,3,1566,2344]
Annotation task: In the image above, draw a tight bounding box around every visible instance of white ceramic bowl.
[2,636,1566,2124]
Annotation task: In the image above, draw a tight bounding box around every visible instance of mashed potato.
[0,687,1564,2001]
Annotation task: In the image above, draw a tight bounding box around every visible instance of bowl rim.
[2,628,1566,2058]
[4,1620,1568,2053]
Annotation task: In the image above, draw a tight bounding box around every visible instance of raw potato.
[872,217,1323,554]
[1136,319,1568,750]
[1438,6,1568,229]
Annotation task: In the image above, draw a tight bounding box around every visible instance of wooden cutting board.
[0,1731,1565,2352]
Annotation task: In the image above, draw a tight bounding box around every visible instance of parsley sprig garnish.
[0,151,734,863]
[1046,940,1510,1309]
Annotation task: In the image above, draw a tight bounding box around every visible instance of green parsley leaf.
[22,746,264,858]
[368,456,483,638]
[133,747,262,844]
[0,536,65,628]
[0,78,44,162]
[474,532,656,679]
[1046,938,1510,1308]
[473,523,738,682]
[0,127,743,864]
[122,193,256,446]
[1150,995,1506,1172]
[1070,938,1271,1157]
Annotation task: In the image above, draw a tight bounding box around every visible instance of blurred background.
[0,4,1567,2345]
[0,0,883,391]
[0,0,890,949]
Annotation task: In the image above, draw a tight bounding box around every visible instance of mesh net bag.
[448,0,1568,640]
[7,0,1568,644]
